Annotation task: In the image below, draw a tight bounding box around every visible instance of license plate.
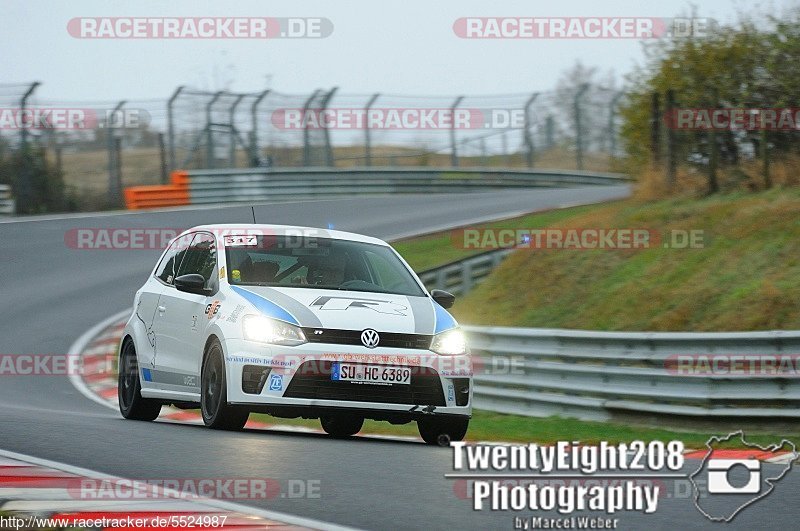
[331,363,411,385]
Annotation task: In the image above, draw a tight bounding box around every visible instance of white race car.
[119,224,472,444]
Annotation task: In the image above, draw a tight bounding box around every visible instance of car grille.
[301,328,432,350]
[283,361,445,406]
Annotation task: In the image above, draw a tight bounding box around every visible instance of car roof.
[182,224,390,247]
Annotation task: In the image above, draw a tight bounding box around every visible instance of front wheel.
[320,415,364,438]
[418,417,469,446]
[118,339,162,421]
[201,340,249,430]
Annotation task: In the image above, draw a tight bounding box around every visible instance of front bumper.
[223,338,473,420]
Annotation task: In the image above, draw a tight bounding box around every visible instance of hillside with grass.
[447,188,800,331]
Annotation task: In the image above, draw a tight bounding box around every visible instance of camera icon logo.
[707,459,761,494]
[690,431,797,522]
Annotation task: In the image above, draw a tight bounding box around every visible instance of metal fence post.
[461,260,473,295]
[574,83,589,170]
[608,91,624,163]
[167,86,183,172]
[302,89,321,166]
[320,87,338,167]
[17,81,40,213]
[450,96,464,167]
[228,94,245,168]
[761,128,770,188]
[364,93,380,166]
[250,90,269,166]
[158,132,168,184]
[107,100,126,207]
[649,91,661,164]
[114,137,123,199]
[205,91,223,169]
[664,89,676,186]
[55,145,63,177]
[524,92,539,168]
[707,89,718,194]
[436,269,446,291]
[19,82,40,154]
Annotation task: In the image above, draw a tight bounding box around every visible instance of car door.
[151,232,218,394]
[135,238,186,370]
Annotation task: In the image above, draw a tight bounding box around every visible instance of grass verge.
[394,186,800,331]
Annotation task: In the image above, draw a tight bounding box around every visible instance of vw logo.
[360,329,380,348]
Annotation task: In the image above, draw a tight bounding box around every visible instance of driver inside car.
[305,253,347,286]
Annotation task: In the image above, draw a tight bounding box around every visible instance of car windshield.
[224,235,425,296]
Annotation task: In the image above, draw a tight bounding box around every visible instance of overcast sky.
[2,0,795,101]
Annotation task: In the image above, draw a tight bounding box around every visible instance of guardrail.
[414,249,800,423]
[124,167,629,209]
[464,326,800,422]
[0,184,15,215]
[418,249,512,296]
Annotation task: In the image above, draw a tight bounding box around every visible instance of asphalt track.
[3,185,798,530]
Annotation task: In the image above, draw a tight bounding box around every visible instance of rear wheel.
[418,417,469,446]
[118,339,161,421]
[201,340,249,430]
[320,414,364,438]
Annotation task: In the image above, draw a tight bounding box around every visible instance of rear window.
[224,235,424,297]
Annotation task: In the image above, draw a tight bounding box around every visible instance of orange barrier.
[124,171,189,210]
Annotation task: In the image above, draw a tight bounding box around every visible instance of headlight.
[430,329,467,356]
[242,315,307,346]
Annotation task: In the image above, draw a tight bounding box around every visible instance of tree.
[619,8,800,192]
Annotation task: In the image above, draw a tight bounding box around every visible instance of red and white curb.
[0,449,355,530]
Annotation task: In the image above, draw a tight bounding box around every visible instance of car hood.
[229,285,456,335]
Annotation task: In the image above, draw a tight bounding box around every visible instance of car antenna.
[251,206,257,224]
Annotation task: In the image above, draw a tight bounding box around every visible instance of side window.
[176,233,217,283]
[154,238,188,285]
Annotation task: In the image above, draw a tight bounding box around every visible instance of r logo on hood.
[309,296,408,316]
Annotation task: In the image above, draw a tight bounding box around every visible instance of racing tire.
[320,414,364,438]
[118,338,162,421]
[418,417,469,446]
[201,340,249,430]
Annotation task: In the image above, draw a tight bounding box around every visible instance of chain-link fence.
[0,82,625,213]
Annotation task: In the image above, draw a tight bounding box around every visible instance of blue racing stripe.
[230,286,300,325]
[433,301,458,334]
[141,368,152,382]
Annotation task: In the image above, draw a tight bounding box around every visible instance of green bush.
[0,143,66,214]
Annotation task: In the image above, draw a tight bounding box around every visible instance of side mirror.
[174,274,210,295]
[431,289,456,309]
